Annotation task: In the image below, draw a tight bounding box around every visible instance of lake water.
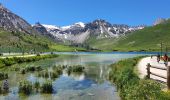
[0,52,153,100]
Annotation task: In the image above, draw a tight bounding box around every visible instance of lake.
[0,52,153,100]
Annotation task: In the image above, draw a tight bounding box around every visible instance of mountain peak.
[0,4,33,33]
[74,22,85,27]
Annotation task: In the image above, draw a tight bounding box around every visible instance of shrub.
[0,53,3,56]
[2,58,16,66]
[0,72,8,80]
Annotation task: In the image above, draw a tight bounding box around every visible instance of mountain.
[0,4,35,34]
[90,19,170,51]
[0,4,85,52]
[39,19,144,44]
[153,18,167,26]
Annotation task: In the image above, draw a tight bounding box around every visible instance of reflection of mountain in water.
[85,64,109,84]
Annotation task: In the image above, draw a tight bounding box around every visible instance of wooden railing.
[146,63,170,89]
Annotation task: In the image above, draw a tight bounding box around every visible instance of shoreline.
[0,54,59,68]
[108,56,170,99]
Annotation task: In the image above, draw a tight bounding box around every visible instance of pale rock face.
[0,4,145,44]
[153,18,166,26]
[33,19,145,43]
[0,4,34,34]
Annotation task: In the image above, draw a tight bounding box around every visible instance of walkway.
[137,56,168,82]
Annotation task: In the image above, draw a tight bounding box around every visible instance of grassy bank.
[88,19,170,52]
[109,56,170,100]
[0,54,59,68]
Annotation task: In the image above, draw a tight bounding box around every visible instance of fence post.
[146,63,151,79]
[167,66,170,89]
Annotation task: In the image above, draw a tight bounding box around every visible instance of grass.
[20,66,43,74]
[19,80,33,95]
[67,65,85,75]
[19,80,53,94]
[108,56,170,100]
[88,19,170,52]
[0,54,59,68]
[0,28,87,53]
[50,45,86,52]
[41,80,53,93]
[37,65,85,79]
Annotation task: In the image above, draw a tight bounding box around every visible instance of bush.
[20,69,26,74]
[41,80,53,93]
[0,72,8,80]
[19,80,32,95]
[2,58,16,66]
[0,53,3,56]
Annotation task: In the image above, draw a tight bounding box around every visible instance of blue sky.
[1,0,170,26]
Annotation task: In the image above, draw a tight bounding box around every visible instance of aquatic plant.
[34,81,40,92]
[20,69,26,74]
[67,65,85,74]
[19,80,32,95]
[44,70,49,78]
[41,80,53,93]
[52,65,63,75]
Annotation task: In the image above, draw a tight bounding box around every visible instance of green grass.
[0,54,59,68]
[89,19,170,52]
[109,56,170,100]
[50,45,86,52]
[0,29,86,52]
[87,37,118,52]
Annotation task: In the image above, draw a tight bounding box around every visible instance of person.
[3,79,9,92]
[157,53,161,63]
[163,54,169,66]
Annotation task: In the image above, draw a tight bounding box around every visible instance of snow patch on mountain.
[39,20,145,44]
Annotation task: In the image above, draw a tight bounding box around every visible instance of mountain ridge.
[33,19,145,44]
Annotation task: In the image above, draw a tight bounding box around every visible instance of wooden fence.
[146,63,170,89]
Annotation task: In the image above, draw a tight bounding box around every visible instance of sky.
[0,0,170,26]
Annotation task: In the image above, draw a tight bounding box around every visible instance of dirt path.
[137,56,168,82]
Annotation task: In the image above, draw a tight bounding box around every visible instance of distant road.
[0,53,48,59]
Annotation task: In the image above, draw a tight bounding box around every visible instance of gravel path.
[137,56,168,82]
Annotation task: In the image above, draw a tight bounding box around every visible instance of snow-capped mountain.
[36,19,144,43]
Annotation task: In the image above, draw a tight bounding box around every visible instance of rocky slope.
[0,4,35,34]
[34,19,144,44]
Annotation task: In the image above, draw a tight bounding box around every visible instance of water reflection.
[0,53,150,100]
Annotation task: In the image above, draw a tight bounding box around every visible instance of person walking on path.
[163,54,169,66]
[157,53,161,63]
